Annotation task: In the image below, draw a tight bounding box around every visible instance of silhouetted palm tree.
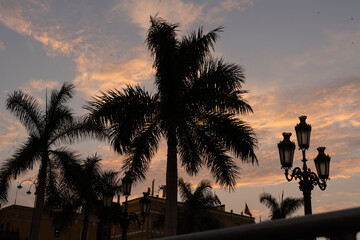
[86,16,257,236]
[178,178,221,234]
[0,82,104,240]
[259,192,304,220]
[46,154,121,240]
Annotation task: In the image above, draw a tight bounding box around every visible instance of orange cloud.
[73,53,153,97]
[112,0,204,31]
[0,114,27,152]
[314,201,360,213]
[202,0,254,23]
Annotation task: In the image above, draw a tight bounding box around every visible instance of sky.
[0,0,360,223]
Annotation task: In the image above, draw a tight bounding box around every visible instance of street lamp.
[15,179,37,205]
[102,173,150,240]
[278,116,331,215]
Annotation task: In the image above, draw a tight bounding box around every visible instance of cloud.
[234,76,360,188]
[291,30,360,70]
[0,0,156,98]
[27,79,59,92]
[113,0,254,32]
[73,52,153,97]
[0,113,27,153]
[314,201,360,213]
[112,0,204,31]
[1,1,359,199]
[201,0,254,23]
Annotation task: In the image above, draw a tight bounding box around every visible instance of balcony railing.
[160,207,360,240]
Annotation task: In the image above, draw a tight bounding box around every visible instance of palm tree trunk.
[30,159,47,240]
[81,206,90,240]
[165,127,178,236]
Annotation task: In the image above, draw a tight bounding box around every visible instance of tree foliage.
[178,178,221,234]
[259,192,304,220]
[0,82,105,239]
[86,16,257,235]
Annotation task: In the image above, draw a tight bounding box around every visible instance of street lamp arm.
[285,167,302,182]
[309,172,327,191]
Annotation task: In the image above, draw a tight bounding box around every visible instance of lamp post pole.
[278,116,331,215]
[102,172,150,240]
[122,195,129,240]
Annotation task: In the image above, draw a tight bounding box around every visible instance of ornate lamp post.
[121,173,132,240]
[102,173,150,240]
[278,116,331,215]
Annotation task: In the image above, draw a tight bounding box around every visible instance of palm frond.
[178,178,193,202]
[281,197,304,217]
[0,137,41,202]
[48,82,75,114]
[200,112,257,164]
[187,59,253,115]
[177,121,203,175]
[6,90,42,136]
[179,26,223,77]
[49,116,108,146]
[122,120,162,182]
[86,85,157,154]
[146,15,179,61]
[49,148,81,182]
[259,193,279,213]
[99,170,121,198]
[183,120,239,188]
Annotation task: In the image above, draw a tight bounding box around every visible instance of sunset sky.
[0,0,359,221]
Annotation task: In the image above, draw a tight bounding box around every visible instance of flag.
[244,203,252,217]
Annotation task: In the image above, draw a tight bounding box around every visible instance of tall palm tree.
[86,16,257,236]
[0,82,104,240]
[259,192,304,220]
[45,154,121,240]
[178,178,221,234]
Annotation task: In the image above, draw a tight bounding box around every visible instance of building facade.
[0,205,99,240]
[0,196,254,240]
[109,196,255,240]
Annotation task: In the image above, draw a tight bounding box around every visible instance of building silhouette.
[0,195,254,240]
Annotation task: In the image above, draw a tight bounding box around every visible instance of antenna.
[151,179,155,196]
[45,88,48,124]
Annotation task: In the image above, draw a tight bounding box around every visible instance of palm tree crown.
[46,154,121,240]
[0,82,103,240]
[178,178,221,234]
[259,192,304,220]
[86,16,258,235]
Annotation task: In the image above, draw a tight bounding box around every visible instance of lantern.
[295,116,312,150]
[278,132,296,169]
[140,192,150,218]
[314,147,331,179]
[122,173,133,197]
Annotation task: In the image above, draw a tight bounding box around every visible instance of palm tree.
[45,154,121,240]
[0,82,104,240]
[178,178,221,234]
[86,16,257,236]
[259,192,304,220]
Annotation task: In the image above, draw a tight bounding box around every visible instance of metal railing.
[160,207,360,240]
